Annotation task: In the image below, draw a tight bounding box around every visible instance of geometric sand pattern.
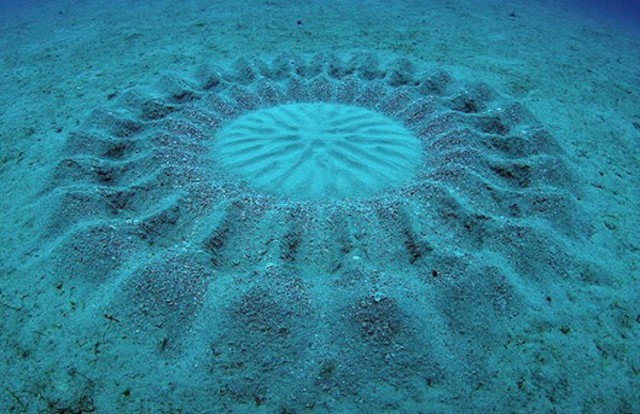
[43,53,587,411]
[49,53,579,274]
[215,103,422,200]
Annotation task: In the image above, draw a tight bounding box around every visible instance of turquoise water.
[1,1,638,412]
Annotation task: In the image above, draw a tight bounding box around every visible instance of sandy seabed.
[0,0,639,412]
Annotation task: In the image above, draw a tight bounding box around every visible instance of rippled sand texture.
[32,53,596,411]
[215,103,421,200]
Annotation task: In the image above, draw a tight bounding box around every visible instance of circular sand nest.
[44,53,586,410]
[49,53,579,273]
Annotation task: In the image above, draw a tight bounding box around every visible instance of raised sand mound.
[41,53,589,411]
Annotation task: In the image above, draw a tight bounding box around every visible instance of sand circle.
[212,103,422,200]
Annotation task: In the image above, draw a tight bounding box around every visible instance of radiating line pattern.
[41,53,586,413]
[214,103,422,200]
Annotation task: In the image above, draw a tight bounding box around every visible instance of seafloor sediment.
[21,53,617,411]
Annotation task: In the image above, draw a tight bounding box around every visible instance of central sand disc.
[214,103,422,200]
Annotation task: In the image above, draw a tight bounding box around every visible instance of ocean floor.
[1,0,639,412]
